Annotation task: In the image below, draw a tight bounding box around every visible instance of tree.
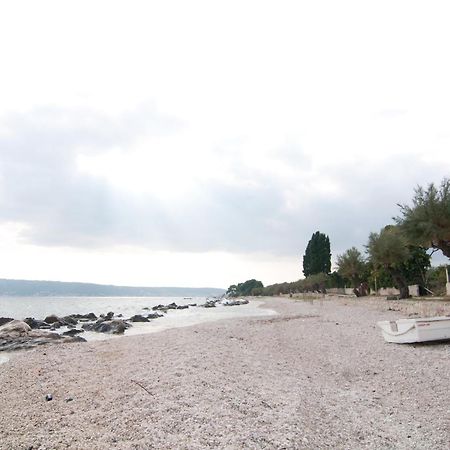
[227,279,264,297]
[396,178,450,258]
[302,231,331,277]
[367,226,412,298]
[336,247,367,295]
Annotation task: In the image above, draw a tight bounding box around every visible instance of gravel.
[0,295,449,449]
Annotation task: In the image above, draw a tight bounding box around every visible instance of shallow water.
[0,296,277,351]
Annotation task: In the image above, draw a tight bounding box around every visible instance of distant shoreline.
[0,278,225,297]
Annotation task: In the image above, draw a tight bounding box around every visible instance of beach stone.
[176,305,189,310]
[130,315,149,322]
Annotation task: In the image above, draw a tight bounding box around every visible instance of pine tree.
[302,231,331,277]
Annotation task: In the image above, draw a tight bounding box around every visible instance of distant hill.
[0,279,225,297]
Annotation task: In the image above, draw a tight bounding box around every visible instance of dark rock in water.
[71,312,97,321]
[223,299,249,306]
[176,305,189,310]
[146,313,163,319]
[202,301,216,308]
[167,302,178,310]
[152,304,166,311]
[130,315,149,322]
[24,318,52,330]
[99,311,114,320]
[44,314,60,324]
[188,303,197,307]
[63,329,85,337]
[142,307,149,310]
[117,314,123,317]
[0,318,14,327]
[82,319,130,334]
[62,316,78,326]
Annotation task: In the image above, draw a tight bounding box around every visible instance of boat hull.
[377,316,450,343]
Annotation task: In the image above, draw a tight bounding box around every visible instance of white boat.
[377,316,450,343]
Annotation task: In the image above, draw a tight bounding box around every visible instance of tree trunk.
[390,270,410,299]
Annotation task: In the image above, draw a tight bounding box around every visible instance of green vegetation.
[227,178,449,299]
[336,247,366,290]
[303,231,331,277]
[396,178,450,257]
[226,279,264,297]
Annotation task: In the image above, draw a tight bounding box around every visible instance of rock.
[44,314,60,324]
[0,317,14,327]
[62,329,85,337]
[146,313,163,319]
[24,318,48,329]
[71,312,97,321]
[65,397,73,402]
[130,315,149,322]
[176,305,189,310]
[202,301,216,308]
[0,323,86,351]
[188,303,197,307]
[82,319,130,334]
[62,316,78,326]
[142,307,150,310]
[223,299,249,306]
[0,320,32,336]
[100,312,114,320]
[45,394,53,401]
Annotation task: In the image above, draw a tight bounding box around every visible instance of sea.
[0,296,276,342]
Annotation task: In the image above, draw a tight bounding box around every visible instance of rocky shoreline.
[0,298,250,353]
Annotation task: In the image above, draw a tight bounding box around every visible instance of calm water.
[0,296,276,342]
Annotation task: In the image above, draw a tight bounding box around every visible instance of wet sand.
[0,296,449,449]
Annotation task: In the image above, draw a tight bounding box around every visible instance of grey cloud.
[0,106,449,262]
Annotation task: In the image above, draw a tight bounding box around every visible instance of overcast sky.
[0,1,449,288]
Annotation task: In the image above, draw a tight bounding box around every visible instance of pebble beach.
[0,295,449,449]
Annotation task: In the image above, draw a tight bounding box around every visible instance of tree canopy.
[396,178,450,258]
[367,226,411,298]
[226,279,264,297]
[336,247,366,288]
[302,231,331,277]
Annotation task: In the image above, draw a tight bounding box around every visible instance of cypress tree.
[303,231,331,277]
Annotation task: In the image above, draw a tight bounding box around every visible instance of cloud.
[0,105,449,263]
